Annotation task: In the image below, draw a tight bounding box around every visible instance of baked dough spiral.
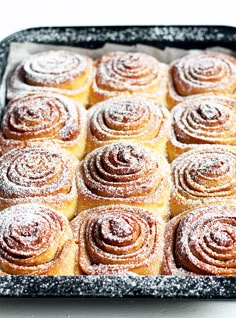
[168,95,236,161]
[7,50,94,106]
[0,147,78,219]
[171,146,236,216]
[89,51,168,105]
[77,142,170,220]
[71,204,165,275]
[0,204,75,276]
[167,52,236,108]
[162,205,236,276]
[0,93,87,159]
[87,95,170,154]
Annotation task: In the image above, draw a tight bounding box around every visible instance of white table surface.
[0,0,235,316]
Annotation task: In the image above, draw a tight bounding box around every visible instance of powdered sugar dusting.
[172,95,236,145]
[171,146,236,214]
[0,203,73,275]
[23,50,88,85]
[7,50,94,104]
[172,52,236,95]
[80,142,168,200]
[77,142,170,221]
[96,52,161,92]
[0,147,78,218]
[90,51,168,103]
[163,205,236,276]
[71,205,164,275]
[87,96,170,152]
[0,147,73,197]
[1,93,85,148]
[168,52,236,107]
[0,25,236,298]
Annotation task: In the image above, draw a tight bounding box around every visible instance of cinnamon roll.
[0,147,78,220]
[87,96,170,154]
[71,204,165,275]
[167,52,236,108]
[7,50,94,106]
[168,95,236,161]
[0,93,87,159]
[162,205,236,276]
[89,51,168,106]
[77,142,170,220]
[171,146,236,216]
[0,204,75,276]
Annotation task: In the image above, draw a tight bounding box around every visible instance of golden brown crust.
[0,93,87,159]
[162,205,236,276]
[89,51,168,106]
[71,204,165,275]
[167,52,236,108]
[7,50,94,106]
[87,96,170,154]
[0,147,78,220]
[0,204,76,276]
[77,142,170,220]
[168,95,236,161]
[170,146,236,216]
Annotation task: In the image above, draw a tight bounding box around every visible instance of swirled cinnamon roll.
[0,204,75,276]
[171,146,236,216]
[71,205,165,275]
[0,147,78,220]
[162,205,236,276]
[167,52,236,108]
[89,51,168,105]
[7,50,94,106]
[87,96,170,154]
[168,95,236,161]
[0,93,87,159]
[77,142,170,220]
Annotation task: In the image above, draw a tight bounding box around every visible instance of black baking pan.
[0,25,236,299]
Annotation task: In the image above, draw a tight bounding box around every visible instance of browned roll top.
[82,142,163,198]
[171,146,236,215]
[0,93,87,158]
[71,205,164,275]
[87,95,170,153]
[0,204,75,275]
[77,141,170,219]
[7,50,94,105]
[167,52,236,107]
[90,51,168,105]
[172,95,236,145]
[0,147,73,199]
[162,205,236,276]
[2,93,82,141]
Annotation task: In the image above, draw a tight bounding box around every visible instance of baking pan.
[0,25,236,299]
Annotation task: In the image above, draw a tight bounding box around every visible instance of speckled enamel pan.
[0,25,236,298]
